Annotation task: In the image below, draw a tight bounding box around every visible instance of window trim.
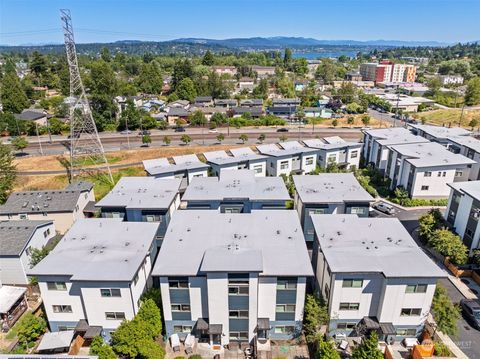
[105,311,126,320]
[276,304,296,313]
[342,279,363,288]
[52,305,72,313]
[171,304,191,312]
[400,308,422,316]
[47,282,67,291]
[405,284,428,294]
[339,302,360,311]
[100,288,122,297]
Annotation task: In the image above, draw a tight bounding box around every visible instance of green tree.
[283,48,293,69]
[210,112,227,126]
[465,77,480,106]
[239,134,248,144]
[176,78,197,102]
[137,299,162,337]
[111,318,153,358]
[100,47,111,62]
[315,59,337,84]
[118,101,142,131]
[303,294,329,344]
[142,134,152,147]
[351,331,383,359]
[258,133,266,143]
[347,116,355,126]
[29,237,61,267]
[332,119,338,128]
[202,50,215,66]
[189,110,207,126]
[216,133,225,143]
[90,336,116,359]
[137,62,164,94]
[0,144,16,204]
[316,336,341,359]
[89,60,117,96]
[172,59,194,90]
[418,209,444,242]
[181,134,192,145]
[431,284,461,336]
[469,118,479,130]
[393,187,409,206]
[11,136,29,153]
[429,229,468,264]
[163,136,171,146]
[16,313,47,347]
[140,287,162,308]
[279,134,288,142]
[1,70,29,113]
[361,115,371,126]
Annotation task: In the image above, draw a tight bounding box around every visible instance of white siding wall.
[301,154,317,173]
[411,168,457,198]
[248,161,267,177]
[187,169,208,183]
[206,273,229,345]
[248,274,259,341]
[160,277,172,321]
[257,277,276,319]
[295,277,307,321]
[189,276,208,319]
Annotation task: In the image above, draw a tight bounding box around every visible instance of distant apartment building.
[95,177,181,239]
[0,220,56,285]
[360,61,416,83]
[0,182,94,234]
[28,219,159,339]
[408,124,471,145]
[362,127,429,172]
[257,142,317,176]
[385,142,475,198]
[293,174,373,242]
[311,215,445,340]
[152,210,313,346]
[445,181,480,255]
[303,136,362,170]
[181,170,289,211]
[203,148,267,177]
[250,65,276,78]
[212,66,237,77]
[438,75,464,86]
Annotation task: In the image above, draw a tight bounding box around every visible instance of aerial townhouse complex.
[360,61,417,83]
[28,219,159,339]
[293,174,373,242]
[0,181,94,233]
[152,210,313,347]
[203,148,268,177]
[181,170,290,211]
[311,215,445,341]
[303,136,362,170]
[445,180,480,255]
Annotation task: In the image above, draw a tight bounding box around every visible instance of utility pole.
[60,9,113,184]
[36,123,44,156]
[459,103,466,127]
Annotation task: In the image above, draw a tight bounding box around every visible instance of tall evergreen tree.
[351,331,383,359]
[0,144,16,204]
[1,67,29,113]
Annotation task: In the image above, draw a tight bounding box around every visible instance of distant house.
[303,136,362,170]
[14,109,48,126]
[0,220,56,284]
[231,106,263,118]
[272,98,301,107]
[238,77,255,92]
[293,174,373,242]
[194,96,214,107]
[240,99,263,107]
[303,107,333,119]
[167,100,190,109]
[214,99,237,108]
[345,71,363,81]
[212,66,237,76]
[95,177,181,240]
[190,106,228,121]
[0,182,94,234]
[251,65,276,78]
[294,80,309,92]
[203,148,267,176]
[266,106,297,119]
[181,170,290,211]
[257,141,317,176]
[438,75,464,86]
[143,155,209,189]
[166,107,190,125]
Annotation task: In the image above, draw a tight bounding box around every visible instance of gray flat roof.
[28,219,158,281]
[204,149,266,166]
[37,330,74,351]
[447,135,480,153]
[96,177,181,210]
[388,141,475,168]
[409,124,471,140]
[182,170,290,202]
[448,180,480,202]
[0,186,84,215]
[303,138,362,151]
[152,211,313,277]
[143,155,209,176]
[363,127,429,146]
[293,173,373,203]
[0,285,26,313]
[311,215,446,278]
[257,142,317,157]
[0,220,53,256]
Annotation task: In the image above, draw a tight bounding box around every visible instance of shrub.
[429,229,468,265]
[434,342,452,357]
[90,336,116,359]
[16,313,46,347]
[432,284,461,336]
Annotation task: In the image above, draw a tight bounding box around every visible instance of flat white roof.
[447,135,480,153]
[203,149,266,166]
[96,177,181,210]
[28,219,158,281]
[152,211,313,277]
[37,330,74,351]
[388,141,475,168]
[303,138,362,151]
[448,180,480,202]
[143,154,209,176]
[182,170,290,202]
[409,124,471,140]
[257,142,317,157]
[311,215,446,278]
[363,127,429,146]
[293,173,373,203]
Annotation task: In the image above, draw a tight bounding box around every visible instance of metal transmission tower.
[60,9,113,184]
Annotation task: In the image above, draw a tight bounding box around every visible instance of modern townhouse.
[152,210,313,347]
[303,136,362,170]
[194,96,214,107]
[385,142,475,198]
[311,215,445,341]
[203,148,267,177]
[165,107,190,125]
[446,135,480,180]
[408,124,471,145]
[362,127,429,172]
[239,99,263,107]
[272,98,301,107]
[0,220,56,284]
[181,170,290,211]
[231,107,263,118]
[214,99,237,108]
[445,181,480,255]
[28,219,159,339]
[257,142,317,176]
[143,155,210,189]
[95,177,181,240]
[293,174,373,242]
[0,181,94,234]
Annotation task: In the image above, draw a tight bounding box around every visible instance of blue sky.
[1,0,479,45]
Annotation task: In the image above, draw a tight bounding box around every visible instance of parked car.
[138,130,151,135]
[121,130,132,135]
[372,202,395,215]
[276,128,289,132]
[209,128,218,133]
[174,127,185,132]
[460,299,480,329]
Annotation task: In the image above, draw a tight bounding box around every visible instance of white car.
[372,202,395,215]
[209,129,218,133]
